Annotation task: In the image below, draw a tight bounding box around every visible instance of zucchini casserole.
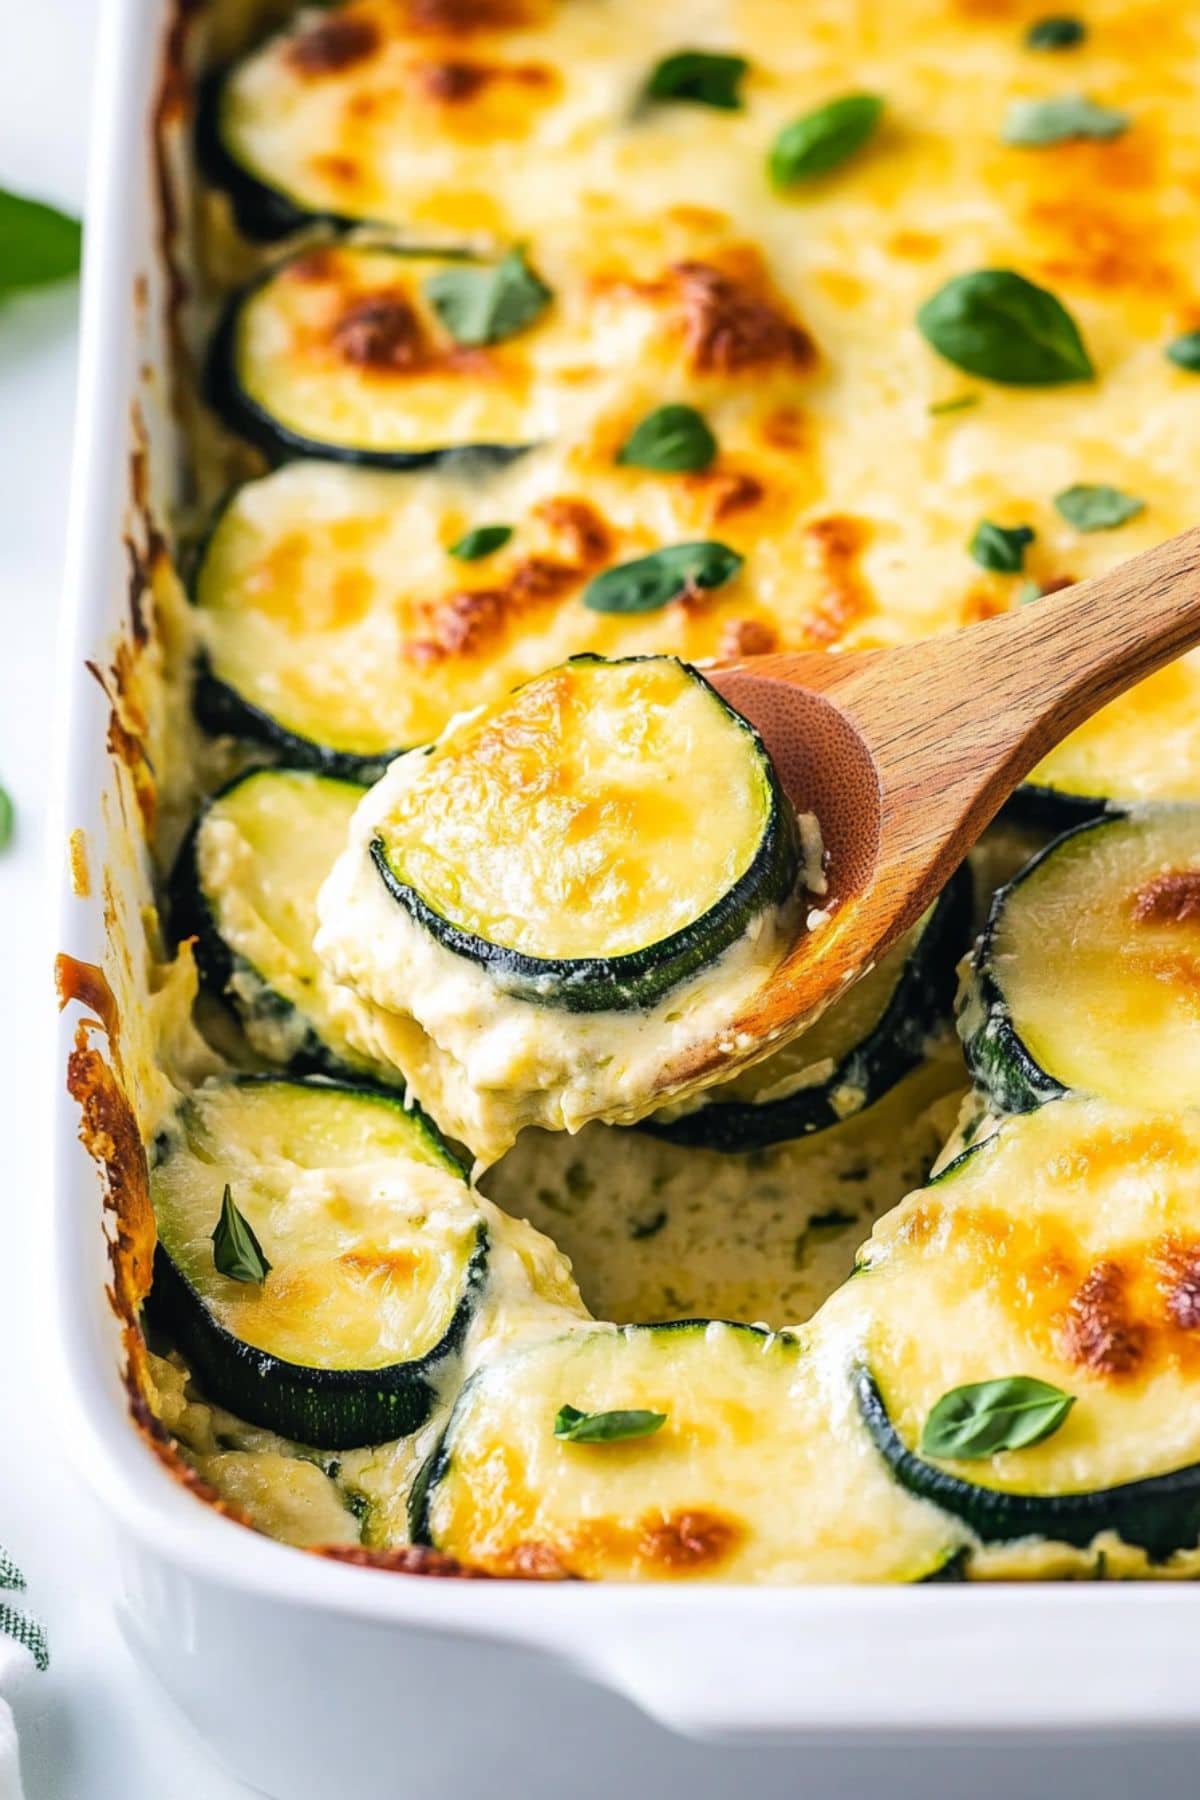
[68,0,1200,1583]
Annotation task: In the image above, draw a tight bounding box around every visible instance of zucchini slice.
[195,4,761,247]
[207,242,547,467]
[365,654,800,1011]
[857,1369,1200,1563]
[840,1096,1200,1563]
[961,807,1200,1114]
[1013,652,1200,826]
[187,437,821,775]
[644,867,971,1151]
[148,1078,484,1449]
[169,767,394,1083]
[412,1320,960,1581]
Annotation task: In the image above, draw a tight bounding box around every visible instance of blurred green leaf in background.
[0,188,81,298]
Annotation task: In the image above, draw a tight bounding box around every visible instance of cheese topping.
[315,750,798,1162]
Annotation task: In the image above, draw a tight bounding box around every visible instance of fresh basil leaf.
[1003,94,1129,147]
[644,50,748,111]
[0,189,81,298]
[0,786,12,852]
[425,248,552,347]
[770,93,883,187]
[449,524,513,561]
[211,1184,272,1285]
[1054,482,1144,531]
[1166,330,1200,372]
[554,1403,667,1443]
[920,1376,1075,1459]
[928,393,980,416]
[583,541,742,614]
[917,269,1093,385]
[969,519,1035,572]
[1025,14,1086,49]
[617,404,717,473]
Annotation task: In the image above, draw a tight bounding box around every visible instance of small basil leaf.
[0,189,82,297]
[211,1183,272,1285]
[770,92,883,187]
[0,786,12,852]
[449,524,513,561]
[1054,483,1144,531]
[969,519,1035,573]
[554,1404,667,1443]
[1025,14,1086,49]
[644,50,748,111]
[917,269,1093,385]
[1166,330,1200,372]
[617,404,717,473]
[920,1376,1075,1459]
[1016,578,1045,605]
[424,248,552,347]
[1003,94,1129,147]
[583,541,742,614]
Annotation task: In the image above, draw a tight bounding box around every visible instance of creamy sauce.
[315,730,810,1163]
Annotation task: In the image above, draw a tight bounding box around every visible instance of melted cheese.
[370,657,775,958]
[422,1320,960,1582]
[226,226,814,460]
[831,1097,1200,1497]
[315,760,796,1161]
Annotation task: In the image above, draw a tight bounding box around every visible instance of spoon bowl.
[655,523,1200,1100]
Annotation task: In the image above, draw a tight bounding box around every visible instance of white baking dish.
[50,4,1200,1793]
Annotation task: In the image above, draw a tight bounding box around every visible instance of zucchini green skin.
[958,814,1115,1115]
[167,769,365,1082]
[1004,782,1109,832]
[855,1367,1200,1563]
[641,863,972,1151]
[369,674,802,1014]
[192,656,399,784]
[148,1222,487,1451]
[204,256,534,471]
[195,68,362,244]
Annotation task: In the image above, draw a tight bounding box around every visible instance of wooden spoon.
[655,525,1200,1099]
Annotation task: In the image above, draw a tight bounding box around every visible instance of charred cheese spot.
[719,617,778,658]
[332,292,431,372]
[534,495,611,565]
[1058,1260,1147,1378]
[287,14,382,77]
[416,56,554,108]
[695,469,766,523]
[637,1508,742,1572]
[501,1540,572,1578]
[673,259,816,377]
[405,556,583,664]
[402,0,546,30]
[800,515,874,648]
[1154,1237,1200,1331]
[1133,871,1200,925]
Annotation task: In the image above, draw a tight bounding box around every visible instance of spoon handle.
[848,522,1200,836]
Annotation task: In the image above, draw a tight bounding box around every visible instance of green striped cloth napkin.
[0,1545,47,1800]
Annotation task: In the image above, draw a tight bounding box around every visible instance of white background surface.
[4,4,1200,1796]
